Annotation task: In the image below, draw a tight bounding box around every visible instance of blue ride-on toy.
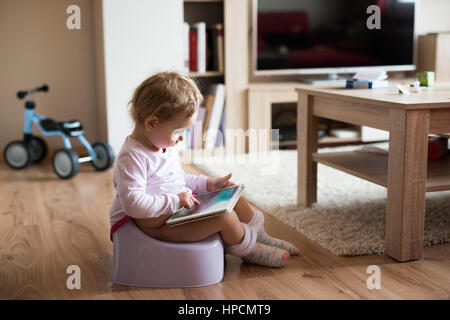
[3,84,115,179]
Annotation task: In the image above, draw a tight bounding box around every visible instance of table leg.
[386,109,429,261]
[297,93,318,207]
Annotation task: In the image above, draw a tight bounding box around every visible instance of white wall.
[417,0,450,35]
[0,0,98,151]
[101,0,184,153]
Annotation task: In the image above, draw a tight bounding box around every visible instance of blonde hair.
[128,72,203,127]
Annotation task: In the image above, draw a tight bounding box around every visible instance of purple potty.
[112,219,224,288]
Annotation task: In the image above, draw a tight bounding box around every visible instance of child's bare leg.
[133,211,290,268]
[232,197,254,224]
[134,210,244,245]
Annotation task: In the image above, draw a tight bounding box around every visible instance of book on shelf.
[187,88,226,150]
[189,26,198,72]
[206,28,217,71]
[190,106,206,149]
[213,23,224,73]
[207,23,224,72]
[192,22,206,73]
[183,22,190,73]
[215,107,225,147]
[203,84,226,150]
[184,22,224,74]
[202,94,215,136]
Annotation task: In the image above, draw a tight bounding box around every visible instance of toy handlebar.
[17,84,49,100]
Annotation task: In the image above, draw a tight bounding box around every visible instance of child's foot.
[257,230,300,256]
[242,242,290,268]
[247,208,300,256]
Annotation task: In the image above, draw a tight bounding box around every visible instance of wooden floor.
[0,159,449,300]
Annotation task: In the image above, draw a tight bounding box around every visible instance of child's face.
[146,111,197,149]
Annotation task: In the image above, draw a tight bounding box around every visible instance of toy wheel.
[30,136,48,164]
[52,149,79,179]
[4,141,32,169]
[91,142,115,171]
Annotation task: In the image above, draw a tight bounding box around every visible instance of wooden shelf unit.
[184,0,223,3]
[183,0,224,81]
[183,0,248,153]
[189,71,224,78]
[312,151,450,192]
[248,83,371,152]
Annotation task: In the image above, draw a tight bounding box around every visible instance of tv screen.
[254,0,416,75]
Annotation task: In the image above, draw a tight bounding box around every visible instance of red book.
[189,29,198,72]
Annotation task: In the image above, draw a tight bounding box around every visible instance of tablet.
[165,184,245,227]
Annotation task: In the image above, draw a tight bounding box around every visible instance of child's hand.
[177,192,200,209]
[206,173,235,192]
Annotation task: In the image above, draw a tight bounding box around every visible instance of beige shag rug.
[189,144,450,256]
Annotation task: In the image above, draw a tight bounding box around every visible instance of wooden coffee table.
[296,81,450,262]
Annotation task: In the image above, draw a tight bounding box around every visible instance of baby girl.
[109,72,299,268]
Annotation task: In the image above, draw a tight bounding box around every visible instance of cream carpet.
[190,144,450,256]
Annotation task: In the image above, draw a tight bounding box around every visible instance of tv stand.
[300,73,348,87]
[247,82,366,153]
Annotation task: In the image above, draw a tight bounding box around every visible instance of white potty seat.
[111,218,224,288]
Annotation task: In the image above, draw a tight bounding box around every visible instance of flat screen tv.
[253,0,417,77]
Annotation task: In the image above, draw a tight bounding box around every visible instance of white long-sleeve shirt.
[109,136,208,227]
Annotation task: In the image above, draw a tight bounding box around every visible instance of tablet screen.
[170,185,241,221]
